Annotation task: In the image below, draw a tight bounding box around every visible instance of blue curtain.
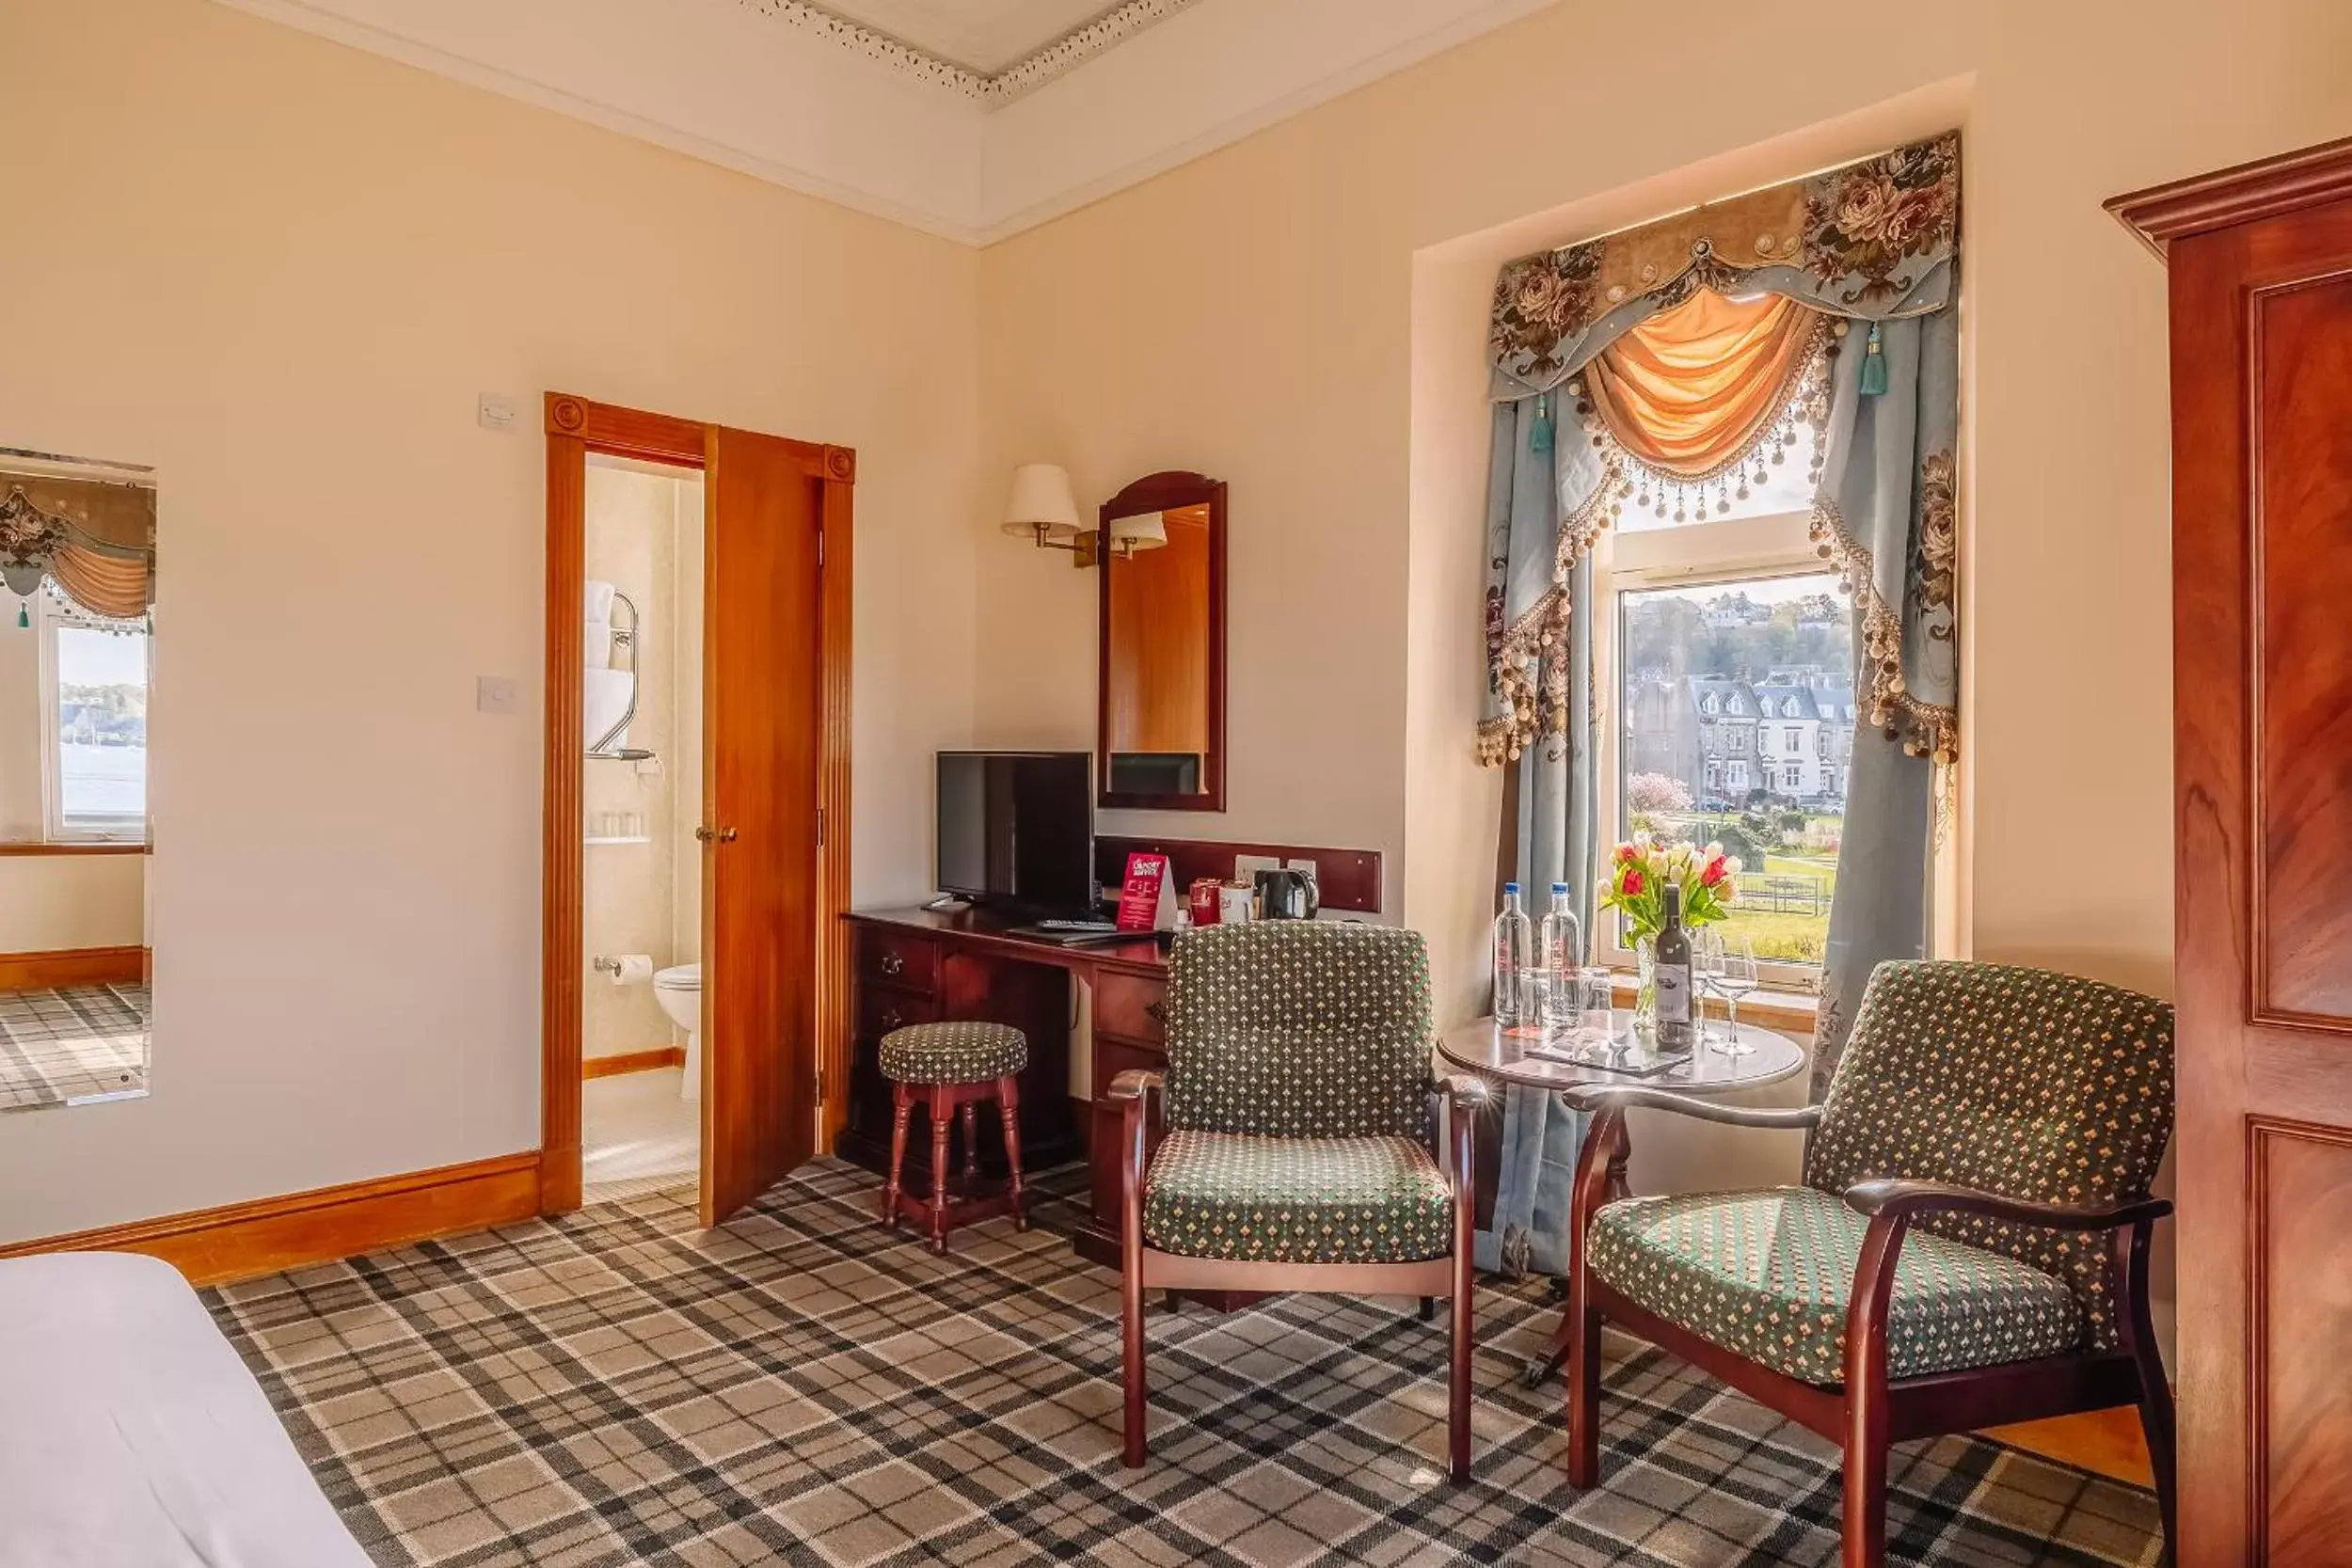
[1472,396,1600,1276]
[1805,304,1960,1090]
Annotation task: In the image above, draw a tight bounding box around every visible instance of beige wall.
[0,0,981,1243]
[975,0,2352,1029]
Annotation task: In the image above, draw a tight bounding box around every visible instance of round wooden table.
[1435,1011,1807,1105]
[1437,1011,1807,1385]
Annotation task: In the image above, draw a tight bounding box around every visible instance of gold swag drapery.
[0,471,155,621]
[1581,289,1828,480]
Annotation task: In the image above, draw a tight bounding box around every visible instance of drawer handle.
[880,952,905,976]
[1144,1000,1165,1023]
[882,1008,905,1032]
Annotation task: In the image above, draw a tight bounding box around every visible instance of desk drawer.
[858,988,937,1040]
[1095,971,1167,1045]
[1094,1037,1165,1098]
[858,928,938,994]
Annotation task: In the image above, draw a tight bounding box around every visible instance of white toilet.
[653,963,701,1101]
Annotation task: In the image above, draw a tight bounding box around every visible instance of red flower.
[1615,843,1638,864]
[1622,869,1645,896]
[1701,856,1726,887]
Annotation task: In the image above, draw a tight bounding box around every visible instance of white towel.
[584,668,633,752]
[584,579,616,625]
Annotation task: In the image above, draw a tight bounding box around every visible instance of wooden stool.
[878,1021,1030,1253]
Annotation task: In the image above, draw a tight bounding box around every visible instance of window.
[1607,498,1854,983]
[40,594,147,841]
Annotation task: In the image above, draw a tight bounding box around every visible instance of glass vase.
[1633,936,1658,1044]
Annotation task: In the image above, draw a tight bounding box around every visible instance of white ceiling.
[214,0,1559,243]
[814,0,1136,74]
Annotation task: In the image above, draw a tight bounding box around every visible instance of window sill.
[1606,973,1820,1037]
[0,841,147,856]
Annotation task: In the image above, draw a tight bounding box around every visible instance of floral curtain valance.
[0,473,156,622]
[1489,133,1959,400]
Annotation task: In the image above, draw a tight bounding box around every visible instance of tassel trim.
[1808,497,1958,764]
[1476,454,1625,767]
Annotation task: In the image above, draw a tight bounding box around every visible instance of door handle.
[695,825,739,844]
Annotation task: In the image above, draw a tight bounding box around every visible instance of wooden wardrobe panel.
[2253,276,2352,1028]
[2131,147,2352,1567]
[2250,1120,2352,1566]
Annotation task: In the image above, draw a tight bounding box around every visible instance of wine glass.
[1692,927,1725,1049]
[1711,935,1759,1056]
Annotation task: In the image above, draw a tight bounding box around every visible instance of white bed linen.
[0,1251,373,1568]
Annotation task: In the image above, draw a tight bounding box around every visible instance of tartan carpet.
[205,1158,2164,1567]
[0,980,148,1111]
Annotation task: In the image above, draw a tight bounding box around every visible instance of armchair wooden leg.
[1565,1298,1601,1488]
[1120,1197,1148,1467]
[1840,1407,1888,1568]
[2114,1222,2177,1562]
[882,1085,913,1230]
[1448,1240,1474,1483]
[1418,1296,1435,1323]
[928,1088,952,1254]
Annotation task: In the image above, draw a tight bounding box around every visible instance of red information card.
[1116,852,1169,932]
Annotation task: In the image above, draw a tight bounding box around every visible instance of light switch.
[1233,853,1280,881]
[476,675,519,714]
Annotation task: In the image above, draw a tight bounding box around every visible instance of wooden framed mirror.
[1095,470,1225,812]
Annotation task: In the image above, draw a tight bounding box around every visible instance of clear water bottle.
[1493,881,1533,1028]
[1539,882,1582,1031]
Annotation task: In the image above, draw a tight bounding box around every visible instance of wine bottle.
[1654,882,1693,1049]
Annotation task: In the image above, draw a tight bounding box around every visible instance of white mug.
[1217,884,1255,924]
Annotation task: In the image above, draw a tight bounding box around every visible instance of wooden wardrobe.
[2113,138,2352,1568]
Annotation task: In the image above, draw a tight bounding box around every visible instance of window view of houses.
[1619,575,1853,966]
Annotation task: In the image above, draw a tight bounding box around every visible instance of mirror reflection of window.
[1104,502,1211,795]
[44,598,149,841]
[0,461,154,1116]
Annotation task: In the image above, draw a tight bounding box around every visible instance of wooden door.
[2118,139,2352,1568]
[699,425,824,1225]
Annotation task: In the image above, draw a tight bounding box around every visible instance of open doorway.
[541,394,854,1227]
[580,454,705,1202]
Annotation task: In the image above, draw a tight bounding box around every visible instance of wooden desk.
[840,908,1168,1267]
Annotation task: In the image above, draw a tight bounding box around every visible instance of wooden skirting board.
[0,1152,542,1287]
[0,944,145,990]
[584,1046,687,1080]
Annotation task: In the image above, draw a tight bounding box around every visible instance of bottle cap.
[1551,881,1569,895]
[1502,881,1520,895]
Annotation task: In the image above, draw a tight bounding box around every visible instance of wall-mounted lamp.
[999,464,1086,558]
[1105,513,1167,559]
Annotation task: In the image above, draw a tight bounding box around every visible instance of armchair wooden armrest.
[1843,1179,2172,1233]
[1110,1069,1165,1227]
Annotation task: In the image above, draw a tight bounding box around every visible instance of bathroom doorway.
[541,394,854,1227]
[579,452,704,1202]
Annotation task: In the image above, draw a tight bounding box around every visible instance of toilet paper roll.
[606,954,653,986]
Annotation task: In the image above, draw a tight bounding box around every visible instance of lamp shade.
[1000,464,1081,540]
[1108,512,1168,552]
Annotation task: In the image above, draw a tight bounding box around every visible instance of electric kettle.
[1253,866,1321,920]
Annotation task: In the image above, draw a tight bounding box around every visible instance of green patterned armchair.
[1108,921,1487,1481]
[1562,960,2177,1568]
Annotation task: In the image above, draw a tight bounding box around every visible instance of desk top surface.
[849,906,1170,971]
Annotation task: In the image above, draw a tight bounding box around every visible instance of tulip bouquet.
[1600,832,1740,942]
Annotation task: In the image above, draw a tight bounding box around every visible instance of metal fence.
[1729,873,1829,916]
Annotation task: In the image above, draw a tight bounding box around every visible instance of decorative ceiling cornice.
[729,0,1200,105]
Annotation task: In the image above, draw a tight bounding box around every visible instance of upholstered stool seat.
[879,1021,1028,1085]
[1586,1187,2083,1386]
[878,1021,1030,1253]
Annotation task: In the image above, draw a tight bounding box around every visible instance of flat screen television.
[935,751,1095,915]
